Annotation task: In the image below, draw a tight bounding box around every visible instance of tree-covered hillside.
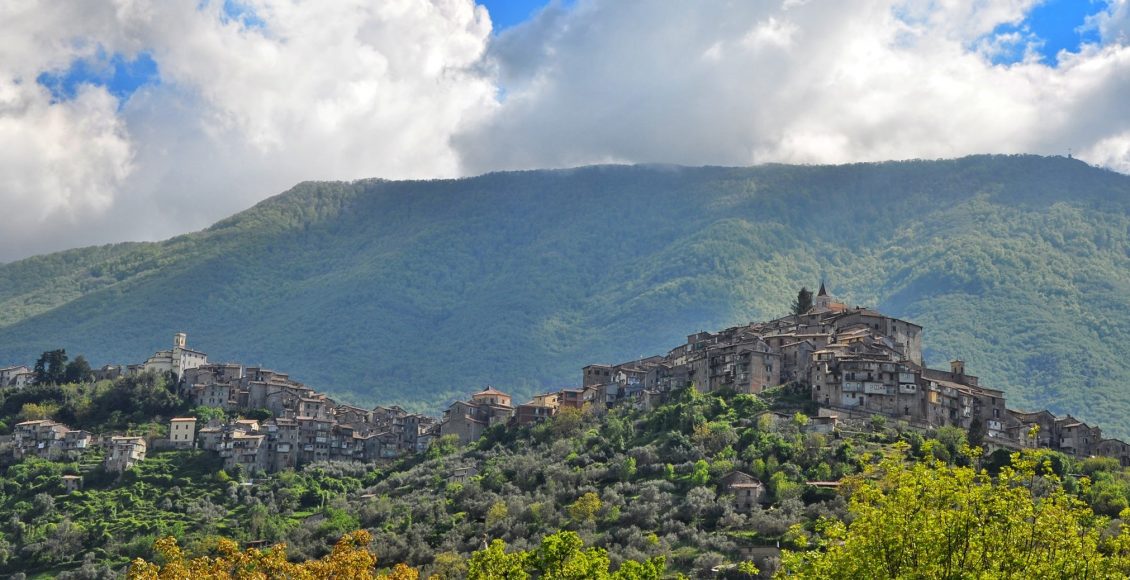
[1,155,1129,434]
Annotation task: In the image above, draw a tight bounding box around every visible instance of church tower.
[814,282,832,310]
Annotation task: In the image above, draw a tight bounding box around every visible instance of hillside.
[5,380,1130,577]
[1,155,1130,434]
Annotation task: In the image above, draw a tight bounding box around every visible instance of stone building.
[62,474,83,493]
[169,417,197,448]
[720,470,764,512]
[12,420,90,460]
[105,437,147,472]
[439,387,515,445]
[138,333,208,379]
[0,365,33,389]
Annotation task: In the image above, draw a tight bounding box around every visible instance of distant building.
[105,437,147,472]
[0,365,33,389]
[440,387,515,445]
[138,332,208,379]
[61,475,83,493]
[13,420,89,460]
[720,471,764,512]
[170,417,197,448]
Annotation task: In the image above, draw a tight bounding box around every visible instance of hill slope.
[1,155,1129,434]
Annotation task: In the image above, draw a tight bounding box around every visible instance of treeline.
[0,371,186,435]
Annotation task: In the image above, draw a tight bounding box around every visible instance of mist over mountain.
[1,155,1128,434]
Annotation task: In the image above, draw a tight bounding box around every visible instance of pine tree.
[792,287,814,315]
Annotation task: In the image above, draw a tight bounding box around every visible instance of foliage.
[567,492,602,523]
[791,287,813,316]
[126,530,395,579]
[467,539,528,580]
[34,349,68,385]
[8,381,1130,576]
[780,444,1130,578]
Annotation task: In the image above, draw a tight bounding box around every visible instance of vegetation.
[0,156,1129,437]
[128,529,664,579]
[781,443,1130,577]
[10,373,1130,576]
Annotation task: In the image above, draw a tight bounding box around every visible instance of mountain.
[1,155,1129,434]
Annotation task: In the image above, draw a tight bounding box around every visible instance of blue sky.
[991,0,1109,64]
[480,0,551,31]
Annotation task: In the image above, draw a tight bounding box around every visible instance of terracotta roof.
[474,386,510,397]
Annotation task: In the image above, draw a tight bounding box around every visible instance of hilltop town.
[4,285,1128,481]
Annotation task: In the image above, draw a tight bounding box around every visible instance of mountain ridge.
[2,155,1130,434]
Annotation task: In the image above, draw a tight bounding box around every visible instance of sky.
[2,0,1130,262]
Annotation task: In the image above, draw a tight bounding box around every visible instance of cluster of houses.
[441,285,1130,468]
[6,286,1130,484]
[8,418,148,483]
[556,284,1130,465]
[179,361,439,475]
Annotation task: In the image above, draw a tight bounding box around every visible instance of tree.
[791,287,813,316]
[467,539,528,580]
[486,500,509,528]
[429,552,467,579]
[193,405,227,423]
[33,349,68,385]
[780,444,1130,578]
[690,459,711,486]
[63,356,93,384]
[567,492,602,523]
[128,530,387,578]
[530,531,610,580]
[966,413,986,447]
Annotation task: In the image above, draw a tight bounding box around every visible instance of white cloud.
[454,0,1130,176]
[3,0,1130,261]
[0,0,496,260]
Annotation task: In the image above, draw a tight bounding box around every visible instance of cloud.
[2,0,1130,262]
[0,0,496,261]
[454,0,1130,177]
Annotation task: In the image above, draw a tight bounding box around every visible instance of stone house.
[105,436,147,472]
[515,402,556,426]
[13,420,71,460]
[169,417,197,448]
[582,364,612,387]
[1096,439,1130,467]
[439,401,490,445]
[62,429,92,453]
[439,388,515,445]
[223,432,268,474]
[0,365,33,389]
[471,387,512,407]
[448,466,478,484]
[61,474,83,493]
[720,470,764,512]
[558,389,584,409]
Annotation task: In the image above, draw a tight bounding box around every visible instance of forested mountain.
[1,155,1129,435]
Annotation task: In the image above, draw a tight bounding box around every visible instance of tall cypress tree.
[792,287,813,315]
